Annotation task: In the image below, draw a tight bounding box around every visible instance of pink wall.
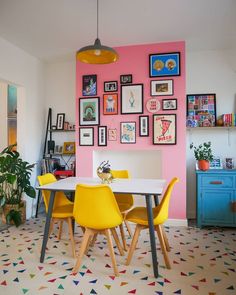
[76,41,186,219]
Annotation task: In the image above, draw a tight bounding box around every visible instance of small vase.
[198,160,210,171]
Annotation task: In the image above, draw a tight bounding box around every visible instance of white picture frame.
[151,79,173,96]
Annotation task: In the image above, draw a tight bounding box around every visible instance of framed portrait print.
[63,141,75,154]
[151,79,173,96]
[186,93,216,127]
[120,122,136,144]
[149,52,180,77]
[120,74,132,84]
[121,84,143,114]
[82,75,97,96]
[79,97,100,126]
[162,99,177,110]
[153,114,176,145]
[56,113,65,130]
[103,93,118,115]
[79,127,94,146]
[104,81,118,92]
[139,116,149,137]
[98,126,107,146]
[108,128,117,141]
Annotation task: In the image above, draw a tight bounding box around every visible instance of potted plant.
[0,144,36,227]
[190,141,214,171]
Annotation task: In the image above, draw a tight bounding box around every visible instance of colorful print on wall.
[120,122,136,144]
[121,84,143,114]
[146,98,160,113]
[108,128,117,141]
[103,94,118,115]
[149,52,180,77]
[153,114,176,145]
[186,93,216,127]
[79,97,100,126]
[82,75,97,96]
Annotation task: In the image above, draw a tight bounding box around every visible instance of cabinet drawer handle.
[209,181,222,184]
[232,202,236,213]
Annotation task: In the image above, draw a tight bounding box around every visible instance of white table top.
[36,177,166,195]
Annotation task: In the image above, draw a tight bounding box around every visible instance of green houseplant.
[190,141,214,171]
[0,144,36,226]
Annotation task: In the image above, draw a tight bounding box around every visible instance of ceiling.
[0,0,235,62]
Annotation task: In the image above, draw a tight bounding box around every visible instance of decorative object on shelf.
[76,0,118,64]
[79,97,100,126]
[96,160,113,183]
[63,142,75,154]
[190,141,214,171]
[103,94,118,115]
[186,93,216,127]
[51,125,57,130]
[56,113,65,130]
[139,116,149,137]
[82,75,97,96]
[64,121,69,130]
[153,114,176,145]
[151,79,173,96]
[47,140,55,154]
[120,74,132,84]
[146,98,160,113]
[225,157,234,169]
[162,98,177,110]
[121,84,143,114]
[0,144,36,227]
[120,122,136,144]
[104,81,118,92]
[209,157,223,169]
[108,128,117,141]
[149,52,180,77]
[98,126,107,146]
[79,127,94,146]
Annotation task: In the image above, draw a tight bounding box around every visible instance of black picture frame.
[162,99,177,110]
[120,74,132,84]
[149,52,180,77]
[139,116,149,137]
[153,114,176,145]
[98,126,107,146]
[79,127,94,146]
[79,97,100,126]
[82,75,97,96]
[56,113,65,130]
[120,122,136,144]
[121,84,143,114]
[104,81,118,92]
[150,79,173,96]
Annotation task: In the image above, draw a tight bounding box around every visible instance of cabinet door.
[201,190,234,226]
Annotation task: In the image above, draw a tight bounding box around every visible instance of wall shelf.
[49,129,75,132]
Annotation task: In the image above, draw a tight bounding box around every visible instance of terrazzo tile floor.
[0,217,235,295]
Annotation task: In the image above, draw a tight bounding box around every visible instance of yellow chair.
[72,184,124,276]
[37,173,75,257]
[111,170,134,251]
[125,177,179,269]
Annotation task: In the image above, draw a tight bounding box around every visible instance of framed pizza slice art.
[153,114,176,145]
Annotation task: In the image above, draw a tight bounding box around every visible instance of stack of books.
[222,114,236,126]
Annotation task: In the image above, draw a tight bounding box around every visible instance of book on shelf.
[222,113,236,126]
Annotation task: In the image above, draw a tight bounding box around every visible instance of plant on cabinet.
[190,141,214,171]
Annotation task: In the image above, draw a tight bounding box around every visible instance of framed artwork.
[151,79,173,96]
[104,81,118,92]
[82,75,97,96]
[153,114,176,145]
[186,93,216,127]
[162,99,177,110]
[120,122,136,144]
[98,126,107,146]
[63,141,75,154]
[139,116,149,137]
[103,93,118,115]
[108,128,117,141]
[146,98,161,113]
[120,74,132,84]
[79,127,94,146]
[56,113,65,130]
[121,84,143,114]
[79,97,100,126]
[149,52,180,77]
[225,157,234,169]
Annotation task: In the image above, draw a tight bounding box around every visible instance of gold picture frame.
[63,141,75,154]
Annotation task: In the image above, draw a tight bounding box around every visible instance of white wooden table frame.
[36,177,166,278]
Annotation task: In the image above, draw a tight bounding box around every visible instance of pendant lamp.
[77,0,119,64]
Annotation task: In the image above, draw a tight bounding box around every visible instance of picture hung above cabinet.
[149,52,180,77]
[153,114,176,145]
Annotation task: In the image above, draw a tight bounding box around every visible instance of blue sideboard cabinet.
[196,170,236,227]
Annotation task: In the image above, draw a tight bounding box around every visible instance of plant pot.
[2,200,26,225]
[198,160,210,171]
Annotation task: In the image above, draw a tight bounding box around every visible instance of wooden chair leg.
[156,224,171,269]
[119,223,127,251]
[57,220,63,240]
[124,220,132,237]
[90,233,98,247]
[67,218,76,258]
[111,227,124,256]
[73,228,92,273]
[85,234,93,255]
[105,229,119,276]
[49,218,55,237]
[126,224,143,265]
[161,225,170,252]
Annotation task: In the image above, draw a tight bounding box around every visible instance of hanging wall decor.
[103,93,118,115]
[153,114,176,145]
[104,81,118,92]
[98,126,107,146]
[79,97,100,126]
[82,75,97,96]
[151,79,173,96]
[108,128,117,141]
[139,116,149,137]
[162,98,177,110]
[120,74,132,84]
[146,98,160,113]
[79,127,94,146]
[121,84,143,114]
[149,52,180,77]
[120,122,136,144]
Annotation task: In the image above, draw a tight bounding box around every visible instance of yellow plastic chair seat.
[52,204,74,218]
[126,206,165,226]
[118,202,133,212]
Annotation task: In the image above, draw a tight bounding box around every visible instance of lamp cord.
[97,0,99,39]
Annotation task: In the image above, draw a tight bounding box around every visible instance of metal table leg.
[145,194,159,278]
[40,191,55,263]
[153,194,159,207]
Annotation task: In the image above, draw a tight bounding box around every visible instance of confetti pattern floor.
[0,218,235,295]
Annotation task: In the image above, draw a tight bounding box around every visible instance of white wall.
[0,82,8,151]
[186,49,236,218]
[0,36,45,218]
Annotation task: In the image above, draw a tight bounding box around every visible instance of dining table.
[36,176,166,278]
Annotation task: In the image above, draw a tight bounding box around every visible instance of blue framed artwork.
[149,52,180,77]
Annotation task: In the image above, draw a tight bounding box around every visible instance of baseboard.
[165,218,188,227]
